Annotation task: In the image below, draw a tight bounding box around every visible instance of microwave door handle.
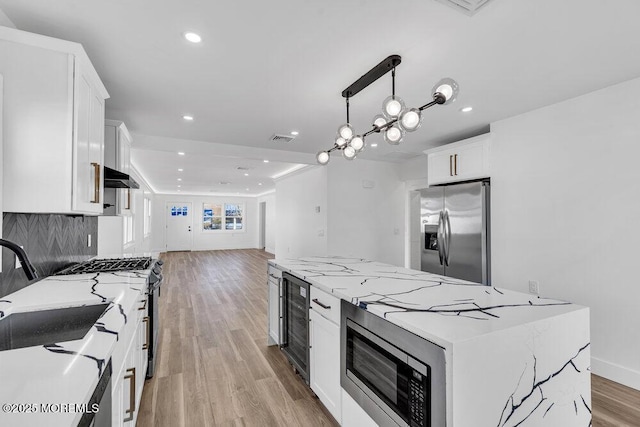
[444,210,452,266]
[437,211,445,266]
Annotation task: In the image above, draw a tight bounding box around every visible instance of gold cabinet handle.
[142,316,150,350]
[91,163,100,203]
[126,189,131,210]
[454,154,458,176]
[449,155,453,176]
[138,298,147,311]
[123,367,136,421]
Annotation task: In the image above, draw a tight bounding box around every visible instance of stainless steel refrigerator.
[420,181,490,284]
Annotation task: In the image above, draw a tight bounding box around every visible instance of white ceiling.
[2,0,640,194]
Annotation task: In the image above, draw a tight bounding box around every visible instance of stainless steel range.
[55,257,153,275]
[53,256,164,378]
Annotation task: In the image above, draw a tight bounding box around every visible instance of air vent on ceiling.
[433,0,494,16]
[219,181,231,185]
[269,134,296,143]
[235,167,250,171]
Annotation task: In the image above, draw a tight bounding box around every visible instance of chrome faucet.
[0,239,39,281]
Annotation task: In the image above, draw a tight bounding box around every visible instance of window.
[144,197,151,237]
[203,203,244,231]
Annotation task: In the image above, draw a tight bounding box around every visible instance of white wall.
[125,167,154,254]
[257,192,276,254]
[398,155,429,269]
[326,159,405,266]
[275,166,327,259]
[490,76,640,390]
[0,9,16,29]
[151,194,258,252]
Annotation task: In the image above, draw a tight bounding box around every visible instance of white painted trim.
[271,164,311,181]
[265,247,275,255]
[157,191,258,198]
[591,356,640,391]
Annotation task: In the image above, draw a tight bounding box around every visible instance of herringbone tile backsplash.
[0,213,98,298]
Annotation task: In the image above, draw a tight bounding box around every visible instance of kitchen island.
[269,256,590,427]
[0,256,157,426]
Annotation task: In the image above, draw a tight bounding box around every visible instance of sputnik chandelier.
[316,55,459,165]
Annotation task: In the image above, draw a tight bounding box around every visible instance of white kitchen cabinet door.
[72,65,104,214]
[0,27,108,215]
[426,133,491,186]
[309,309,341,423]
[268,278,280,345]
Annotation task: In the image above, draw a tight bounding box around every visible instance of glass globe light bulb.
[383,125,404,145]
[343,145,357,160]
[398,108,423,132]
[338,124,354,141]
[372,114,388,130]
[316,151,330,165]
[335,135,348,148]
[432,77,460,105]
[350,135,365,152]
[382,95,405,119]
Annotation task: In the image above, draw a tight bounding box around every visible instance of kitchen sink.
[0,303,110,351]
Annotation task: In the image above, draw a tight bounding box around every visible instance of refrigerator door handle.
[443,210,452,266]
[437,211,445,266]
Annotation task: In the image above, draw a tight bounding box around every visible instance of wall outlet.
[528,280,540,295]
[315,206,321,213]
[87,234,92,247]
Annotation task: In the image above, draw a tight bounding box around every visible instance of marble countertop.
[269,256,586,349]
[0,261,154,426]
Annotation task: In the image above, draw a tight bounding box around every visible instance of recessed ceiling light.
[263,159,269,163]
[371,143,378,147]
[244,173,249,176]
[178,168,183,172]
[183,115,194,121]
[178,185,181,188]
[178,152,185,156]
[246,188,249,191]
[177,190,181,192]
[184,32,202,43]
[258,183,263,186]
[291,131,299,136]
[177,178,182,181]
[460,106,473,113]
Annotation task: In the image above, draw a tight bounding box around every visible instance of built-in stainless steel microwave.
[341,300,446,427]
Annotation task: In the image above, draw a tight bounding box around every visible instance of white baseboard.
[591,356,640,390]
[265,247,275,255]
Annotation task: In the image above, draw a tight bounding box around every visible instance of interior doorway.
[258,201,266,250]
[165,202,193,251]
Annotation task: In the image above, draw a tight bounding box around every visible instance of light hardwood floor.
[136,249,640,427]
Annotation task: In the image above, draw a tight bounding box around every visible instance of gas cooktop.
[54,257,153,275]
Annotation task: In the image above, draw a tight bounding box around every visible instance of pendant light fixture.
[316,55,459,165]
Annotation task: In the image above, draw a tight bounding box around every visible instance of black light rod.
[419,99,441,111]
[341,55,402,98]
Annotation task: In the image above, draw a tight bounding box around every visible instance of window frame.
[202,202,245,232]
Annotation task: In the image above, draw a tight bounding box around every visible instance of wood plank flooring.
[137,249,338,427]
[137,249,640,427]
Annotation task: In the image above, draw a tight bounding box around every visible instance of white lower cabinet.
[112,294,148,426]
[267,264,283,346]
[341,388,378,427]
[309,287,342,424]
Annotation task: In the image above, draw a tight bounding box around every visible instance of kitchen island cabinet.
[268,256,590,427]
[0,26,108,215]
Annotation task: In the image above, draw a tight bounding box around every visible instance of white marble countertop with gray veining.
[268,256,587,349]
[0,254,157,426]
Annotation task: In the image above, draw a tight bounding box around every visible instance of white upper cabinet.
[0,27,109,215]
[105,120,133,214]
[425,133,491,186]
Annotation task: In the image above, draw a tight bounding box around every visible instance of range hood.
[103,166,140,189]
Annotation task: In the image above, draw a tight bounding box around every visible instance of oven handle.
[347,319,427,371]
